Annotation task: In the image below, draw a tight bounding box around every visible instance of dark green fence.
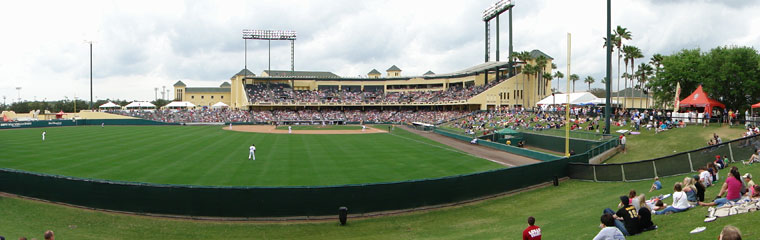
[0,156,570,218]
[433,129,561,161]
[568,134,759,181]
[0,119,175,129]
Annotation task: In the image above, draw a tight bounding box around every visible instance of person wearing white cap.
[743,173,755,196]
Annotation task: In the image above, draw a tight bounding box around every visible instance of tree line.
[1,99,172,113]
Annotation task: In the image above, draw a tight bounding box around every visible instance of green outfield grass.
[0,125,502,186]
[1,163,757,239]
[274,125,363,130]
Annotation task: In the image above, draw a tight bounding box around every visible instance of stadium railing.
[568,134,760,181]
[432,128,562,161]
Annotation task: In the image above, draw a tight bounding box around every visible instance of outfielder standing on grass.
[42,131,46,141]
[249,144,256,160]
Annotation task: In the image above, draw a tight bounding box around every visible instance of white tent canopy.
[125,101,156,109]
[98,101,120,108]
[211,102,229,108]
[165,101,196,108]
[536,92,599,105]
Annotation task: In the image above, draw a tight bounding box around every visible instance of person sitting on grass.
[603,196,640,236]
[593,213,626,240]
[719,225,742,240]
[682,177,699,203]
[743,173,756,197]
[635,195,657,232]
[743,149,760,165]
[699,167,743,207]
[693,175,707,202]
[649,177,662,192]
[714,155,725,169]
[655,182,691,215]
[699,167,713,188]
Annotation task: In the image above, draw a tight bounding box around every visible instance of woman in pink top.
[699,167,743,207]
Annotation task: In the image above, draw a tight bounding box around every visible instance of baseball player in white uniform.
[362,125,366,131]
[249,144,256,160]
[288,126,292,134]
[42,131,46,141]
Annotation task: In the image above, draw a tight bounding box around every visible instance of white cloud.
[0,0,758,102]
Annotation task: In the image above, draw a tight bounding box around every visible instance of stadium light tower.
[242,30,297,89]
[16,87,21,102]
[482,0,515,84]
[84,40,95,110]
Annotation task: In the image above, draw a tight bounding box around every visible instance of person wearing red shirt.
[522,216,542,240]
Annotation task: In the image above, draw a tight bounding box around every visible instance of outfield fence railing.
[568,134,760,181]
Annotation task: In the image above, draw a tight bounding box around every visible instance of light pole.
[85,40,94,110]
[15,87,21,102]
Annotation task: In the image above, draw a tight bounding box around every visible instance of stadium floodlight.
[242,29,298,89]
[482,0,514,22]
[242,30,297,40]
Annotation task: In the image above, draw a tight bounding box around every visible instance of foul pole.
[565,33,571,157]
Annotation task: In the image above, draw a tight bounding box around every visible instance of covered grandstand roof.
[430,61,509,78]
[529,49,554,60]
[387,65,402,72]
[264,70,340,78]
[368,69,381,75]
[232,68,256,79]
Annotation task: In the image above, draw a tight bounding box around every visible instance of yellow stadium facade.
[174,50,554,110]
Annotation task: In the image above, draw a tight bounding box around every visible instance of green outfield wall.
[0,119,176,129]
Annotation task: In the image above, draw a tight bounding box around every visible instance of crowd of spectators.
[116,109,254,123]
[244,78,507,104]
[118,108,469,125]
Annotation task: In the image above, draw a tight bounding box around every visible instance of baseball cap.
[743,173,752,179]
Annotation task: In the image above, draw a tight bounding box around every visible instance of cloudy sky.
[1,0,759,103]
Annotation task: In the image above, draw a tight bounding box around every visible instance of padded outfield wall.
[1,120,578,218]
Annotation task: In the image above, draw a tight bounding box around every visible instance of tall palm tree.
[637,63,653,108]
[648,54,663,109]
[523,64,537,106]
[553,71,564,93]
[516,51,533,106]
[584,76,595,91]
[569,74,580,93]
[542,72,553,95]
[628,46,644,108]
[535,56,548,102]
[613,26,631,107]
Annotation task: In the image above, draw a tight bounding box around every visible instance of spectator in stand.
[719,225,742,240]
[593,213,626,240]
[655,182,690,215]
[699,167,743,207]
[44,230,54,240]
[522,216,542,240]
[602,196,640,236]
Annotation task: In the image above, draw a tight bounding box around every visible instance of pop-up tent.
[678,85,725,112]
[125,101,156,110]
[165,101,196,109]
[98,101,121,109]
[536,92,598,106]
[211,102,229,109]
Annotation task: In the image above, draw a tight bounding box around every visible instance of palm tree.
[612,26,631,108]
[584,76,595,91]
[542,72,553,95]
[569,74,580,93]
[516,51,533,106]
[553,71,564,93]
[523,64,537,106]
[637,63,653,108]
[535,55,548,104]
[628,46,644,108]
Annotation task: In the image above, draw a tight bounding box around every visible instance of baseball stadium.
[3,1,760,240]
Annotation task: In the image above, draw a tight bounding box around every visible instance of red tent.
[679,85,725,112]
[752,102,760,109]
